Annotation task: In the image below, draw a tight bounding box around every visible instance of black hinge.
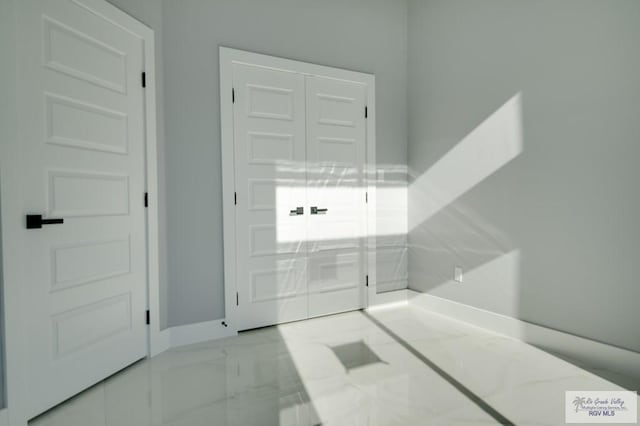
[366,275,369,287]
[365,106,368,118]
[365,192,368,203]
[146,310,150,325]
[232,88,235,103]
[141,72,146,88]
[234,192,237,205]
[144,192,148,208]
[236,292,239,306]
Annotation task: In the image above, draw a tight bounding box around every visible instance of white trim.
[364,79,378,308]
[139,23,162,360]
[409,291,640,383]
[368,289,410,308]
[0,409,8,426]
[365,295,409,313]
[143,320,237,353]
[219,47,377,330]
[219,48,239,335]
[169,320,237,349]
[220,47,377,83]
[152,329,170,356]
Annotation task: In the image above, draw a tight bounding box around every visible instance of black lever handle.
[289,207,304,216]
[310,207,328,215]
[26,214,64,229]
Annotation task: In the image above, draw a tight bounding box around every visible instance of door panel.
[308,250,362,318]
[19,0,148,417]
[233,64,308,330]
[306,76,367,316]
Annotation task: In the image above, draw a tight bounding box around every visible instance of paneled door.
[306,76,367,317]
[230,58,368,331]
[232,63,309,331]
[18,0,149,417]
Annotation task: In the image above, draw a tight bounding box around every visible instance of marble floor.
[30,305,638,426]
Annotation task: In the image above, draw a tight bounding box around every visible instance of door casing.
[0,1,160,424]
[219,47,378,333]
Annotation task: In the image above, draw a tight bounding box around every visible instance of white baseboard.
[369,288,410,308]
[160,289,411,351]
[409,291,640,383]
[168,319,237,349]
[150,329,170,357]
[153,291,411,355]
[155,289,410,353]
[376,279,409,295]
[0,408,8,426]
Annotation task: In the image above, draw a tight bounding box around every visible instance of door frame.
[0,1,160,424]
[219,47,378,334]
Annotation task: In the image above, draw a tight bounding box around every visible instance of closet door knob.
[289,207,304,216]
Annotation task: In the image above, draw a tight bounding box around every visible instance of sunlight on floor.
[30,305,636,426]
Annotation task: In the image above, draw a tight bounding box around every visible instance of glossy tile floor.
[30,306,638,426]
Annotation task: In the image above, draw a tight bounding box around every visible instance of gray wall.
[0,0,16,407]
[109,0,409,327]
[0,185,5,407]
[162,0,408,326]
[407,0,640,352]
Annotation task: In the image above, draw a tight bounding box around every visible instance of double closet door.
[232,63,368,331]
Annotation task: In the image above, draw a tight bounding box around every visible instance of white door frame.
[0,1,160,424]
[219,47,378,333]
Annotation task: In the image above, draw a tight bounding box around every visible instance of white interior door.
[231,59,369,330]
[18,0,148,417]
[306,76,367,317]
[232,64,309,331]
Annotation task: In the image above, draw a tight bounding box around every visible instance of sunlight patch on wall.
[409,93,523,232]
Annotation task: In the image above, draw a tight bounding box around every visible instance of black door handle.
[26,214,64,229]
[289,207,304,216]
[310,207,328,215]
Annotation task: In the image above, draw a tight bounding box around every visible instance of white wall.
[162,0,409,326]
[407,0,640,352]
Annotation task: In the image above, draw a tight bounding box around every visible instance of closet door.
[232,64,308,330]
[305,76,367,317]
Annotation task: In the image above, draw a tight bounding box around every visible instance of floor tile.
[30,306,638,426]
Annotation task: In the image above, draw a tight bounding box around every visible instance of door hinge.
[144,192,149,208]
[141,72,146,88]
[232,88,235,103]
[234,192,237,205]
[365,191,368,203]
[366,275,369,287]
[146,310,150,325]
[365,106,368,119]
[236,292,239,306]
